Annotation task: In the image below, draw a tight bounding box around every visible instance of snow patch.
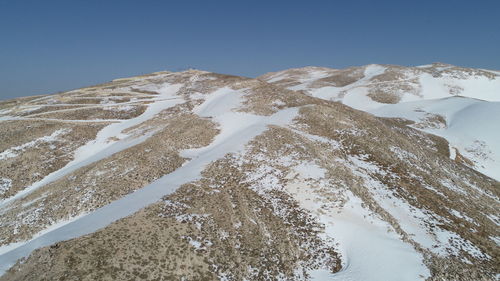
[449,144,457,160]
[0,128,71,161]
[293,162,326,179]
[303,188,430,281]
[0,178,12,196]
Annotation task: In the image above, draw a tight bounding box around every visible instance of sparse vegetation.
[0,65,498,280]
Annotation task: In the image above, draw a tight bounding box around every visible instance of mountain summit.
[0,65,498,280]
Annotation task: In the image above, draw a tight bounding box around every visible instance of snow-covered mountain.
[0,65,498,280]
[259,63,500,180]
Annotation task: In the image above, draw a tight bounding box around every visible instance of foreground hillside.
[0,65,498,280]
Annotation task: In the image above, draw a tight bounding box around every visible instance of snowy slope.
[261,63,500,105]
[285,168,430,281]
[371,97,500,180]
[0,86,299,273]
[0,82,184,207]
[260,63,500,180]
[0,66,498,280]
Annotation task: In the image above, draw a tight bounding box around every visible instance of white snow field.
[371,97,500,180]
[318,195,430,281]
[285,164,430,281]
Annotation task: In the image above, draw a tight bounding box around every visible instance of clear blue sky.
[1,0,499,100]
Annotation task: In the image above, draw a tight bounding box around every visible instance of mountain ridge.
[0,64,498,280]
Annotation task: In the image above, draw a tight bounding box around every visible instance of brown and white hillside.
[0,65,498,281]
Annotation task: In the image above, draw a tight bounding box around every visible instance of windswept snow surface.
[268,65,500,180]
[319,195,430,281]
[371,97,500,180]
[418,72,500,102]
[285,162,429,281]
[266,64,499,110]
[0,88,299,275]
[307,65,388,111]
[0,84,184,208]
